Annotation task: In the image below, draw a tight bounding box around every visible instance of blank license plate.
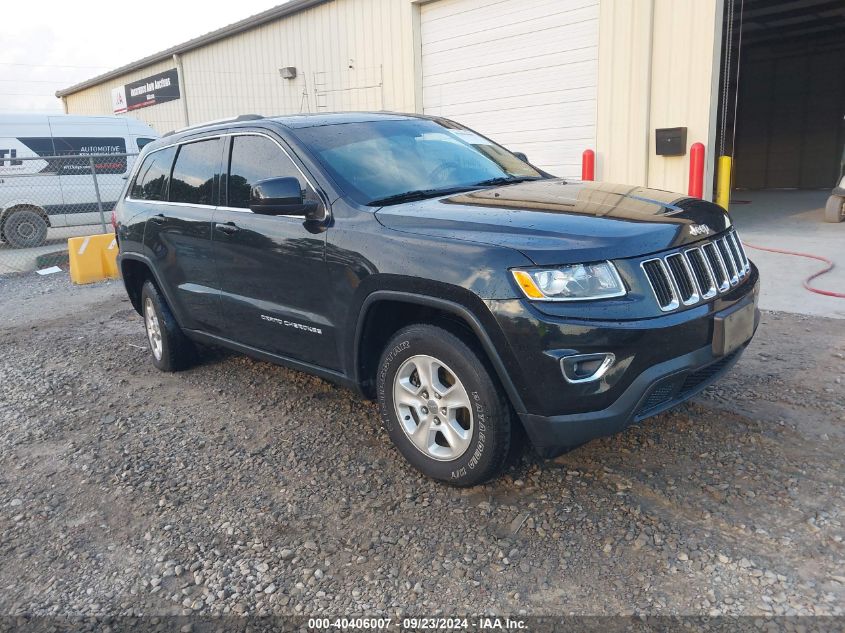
[713,301,756,357]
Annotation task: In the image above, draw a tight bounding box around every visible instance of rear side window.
[130,146,176,201]
[170,138,221,206]
[227,135,302,209]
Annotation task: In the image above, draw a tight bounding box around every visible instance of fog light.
[561,353,615,384]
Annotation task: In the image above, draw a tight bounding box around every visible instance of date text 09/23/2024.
[307,617,527,630]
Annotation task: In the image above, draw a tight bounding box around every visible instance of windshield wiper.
[366,186,474,207]
[366,177,544,207]
[473,176,543,187]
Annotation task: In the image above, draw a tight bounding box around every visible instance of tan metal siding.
[647,0,722,194]
[63,58,186,133]
[597,0,722,198]
[64,0,418,133]
[595,0,654,186]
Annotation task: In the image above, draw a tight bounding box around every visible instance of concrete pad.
[730,189,845,319]
[0,225,103,274]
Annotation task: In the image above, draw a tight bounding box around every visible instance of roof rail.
[163,114,264,137]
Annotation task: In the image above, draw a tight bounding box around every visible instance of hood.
[374,179,731,265]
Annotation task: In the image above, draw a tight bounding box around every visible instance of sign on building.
[112,69,180,114]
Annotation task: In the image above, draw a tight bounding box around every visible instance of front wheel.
[824,195,844,223]
[376,324,512,486]
[3,208,48,248]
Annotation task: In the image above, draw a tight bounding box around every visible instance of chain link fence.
[0,153,138,275]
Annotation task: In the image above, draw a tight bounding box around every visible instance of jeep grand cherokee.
[114,112,760,486]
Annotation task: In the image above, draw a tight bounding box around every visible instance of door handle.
[215,222,240,235]
[149,214,166,225]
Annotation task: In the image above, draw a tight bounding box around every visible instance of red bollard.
[688,143,705,198]
[582,149,595,181]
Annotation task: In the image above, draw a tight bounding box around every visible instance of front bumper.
[518,338,750,456]
[488,265,760,456]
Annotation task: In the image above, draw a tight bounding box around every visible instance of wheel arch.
[353,290,527,415]
[118,253,181,322]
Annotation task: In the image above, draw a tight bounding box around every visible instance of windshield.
[292,118,544,206]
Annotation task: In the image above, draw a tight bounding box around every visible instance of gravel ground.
[0,273,843,618]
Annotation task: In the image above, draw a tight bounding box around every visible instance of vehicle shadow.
[193,343,239,368]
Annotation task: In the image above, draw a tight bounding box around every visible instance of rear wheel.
[376,324,512,486]
[141,280,195,372]
[824,195,844,223]
[3,209,48,248]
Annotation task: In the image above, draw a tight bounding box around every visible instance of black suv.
[115,112,759,486]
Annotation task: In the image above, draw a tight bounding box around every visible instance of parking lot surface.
[0,273,843,618]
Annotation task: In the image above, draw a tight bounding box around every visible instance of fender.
[117,251,188,326]
[353,290,528,415]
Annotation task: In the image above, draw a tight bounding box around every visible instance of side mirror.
[513,151,529,163]
[249,177,318,216]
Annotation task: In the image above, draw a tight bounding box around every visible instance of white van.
[0,114,158,248]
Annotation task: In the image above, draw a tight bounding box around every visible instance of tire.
[824,195,844,223]
[3,209,48,248]
[376,324,512,486]
[140,280,195,372]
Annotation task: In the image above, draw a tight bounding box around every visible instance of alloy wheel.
[392,354,474,461]
[144,297,163,361]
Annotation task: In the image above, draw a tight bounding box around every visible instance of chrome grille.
[665,253,698,305]
[730,231,750,272]
[685,248,717,299]
[642,259,678,310]
[716,237,738,284]
[641,229,751,312]
[702,242,730,291]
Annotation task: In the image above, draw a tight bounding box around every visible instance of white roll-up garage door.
[420,0,599,178]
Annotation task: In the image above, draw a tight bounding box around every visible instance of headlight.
[511,262,626,301]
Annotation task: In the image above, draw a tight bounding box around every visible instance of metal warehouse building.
[56,0,845,200]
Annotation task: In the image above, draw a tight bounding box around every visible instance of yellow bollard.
[68,233,120,284]
[716,155,732,211]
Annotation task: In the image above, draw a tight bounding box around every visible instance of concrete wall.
[596,0,723,198]
[64,0,419,133]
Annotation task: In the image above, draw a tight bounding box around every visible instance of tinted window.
[136,137,156,150]
[292,119,542,206]
[228,135,301,209]
[130,146,176,201]
[170,138,221,205]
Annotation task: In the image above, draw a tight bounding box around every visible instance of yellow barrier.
[716,155,732,211]
[68,233,120,285]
